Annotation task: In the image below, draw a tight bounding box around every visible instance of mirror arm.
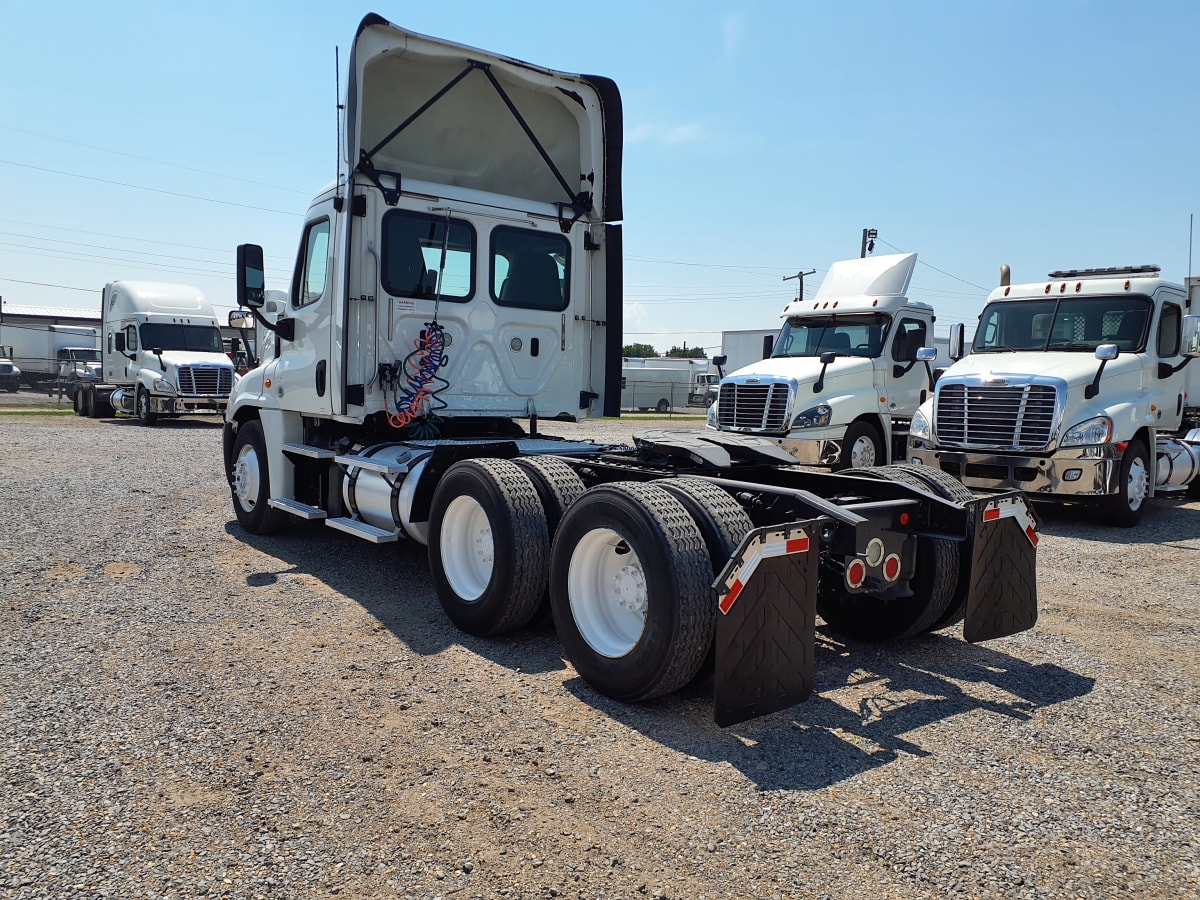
[1085,360,1108,399]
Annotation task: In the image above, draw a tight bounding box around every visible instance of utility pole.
[783,269,816,302]
[860,228,878,258]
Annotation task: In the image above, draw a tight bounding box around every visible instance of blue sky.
[2,1,1198,355]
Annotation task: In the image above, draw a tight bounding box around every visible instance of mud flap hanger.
[356,59,593,232]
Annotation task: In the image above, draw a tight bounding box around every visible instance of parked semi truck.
[222,14,1040,726]
[707,253,953,470]
[71,281,238,422]
[2,323,99,388]
[909,265,1200,526]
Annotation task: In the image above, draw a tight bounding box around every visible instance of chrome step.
[268,498,327,520]
[282,442,336,459]
[325,516,401,543]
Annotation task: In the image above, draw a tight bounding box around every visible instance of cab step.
[281,442,336,459]
[268,498,327,520]
[325,516,401,543]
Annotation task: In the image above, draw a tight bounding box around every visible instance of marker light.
[845,558,867,589]
[882,553,902,582]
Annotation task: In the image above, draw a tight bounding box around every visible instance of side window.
[125,324,138,351]
[1157,303,1181,357]
[891,317,928,362]
[491,226,570,311]
[380,210,474,301]
[293,218,330,309]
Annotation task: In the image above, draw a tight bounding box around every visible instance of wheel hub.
[612,562,647,614]
[1128,457,1148,510]
[850,435,877,468]
[233,447,260,511]
[569,529,648,658]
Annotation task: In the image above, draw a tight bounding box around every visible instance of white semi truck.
[71,281,238,422]
[909,265,1200,526]
[621,357,718,410]
[707,253,951,470]
[221,13,1042,726]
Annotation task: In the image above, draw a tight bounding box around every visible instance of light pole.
[860,228,878,258]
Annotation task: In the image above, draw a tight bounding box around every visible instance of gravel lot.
[1,408,1198,900]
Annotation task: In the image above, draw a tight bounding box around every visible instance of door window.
[491,226,570,311]
[1157,302,1181,357]
[381,210,475,301]
[293,219,330,309]
[891,318,928,362]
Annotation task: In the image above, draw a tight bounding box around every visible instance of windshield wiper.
[1047,342,1099,352]
[973,345,1017,353]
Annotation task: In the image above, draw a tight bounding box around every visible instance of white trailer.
[910,265,1200,525]
[219,14,1041,726]
[720,329,777,375]
[3,323,99,387]
[621,357,718,409]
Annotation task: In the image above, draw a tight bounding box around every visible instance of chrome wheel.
[568,527,648,658]
[1126,455,1149,511]
[439,495,494,602]
[232,442,262,513]
[848,434,878,468]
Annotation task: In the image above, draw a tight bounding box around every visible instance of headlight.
[152,377,178,396]
[1060,415,1112,447]
[792,404,832,428]
[909,408,931,441]
[705,401,718,430]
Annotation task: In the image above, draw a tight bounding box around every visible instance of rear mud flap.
[963,494,1039,643]
[713,522,819,728]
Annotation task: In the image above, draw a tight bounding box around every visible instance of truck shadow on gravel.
[228,522,1094,792]
[1032,498,1200,544]
[565,631,1094,792]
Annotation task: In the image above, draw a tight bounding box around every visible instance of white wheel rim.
[440,495,494,602]
[849,434,877,468]
[568,527,647,658]
[1127,456,1148,511]
[233,443,262,513]
[138,392,148,417]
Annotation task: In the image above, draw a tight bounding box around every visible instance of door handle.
[316,360,327,397]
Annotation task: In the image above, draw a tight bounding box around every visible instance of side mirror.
[819,351,836,366]
[916,347,938,362]
[1095,343,1119,361]
[711,355,727,367]
[236,244,267,309]
[948,323,965,360]
[228,310,253,330]
[1182,315,1200,358]
[114,333,125,353]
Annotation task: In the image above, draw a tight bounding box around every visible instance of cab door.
[270,203,336,416]
[885,313,934,417]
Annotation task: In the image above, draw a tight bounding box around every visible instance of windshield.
[139,323,224,353]
[68,349,101,362]
[772,313,891,359]
[973,294,1153,353]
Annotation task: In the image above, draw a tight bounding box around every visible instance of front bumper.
[715,427,845,466]
[907,443,1119,496]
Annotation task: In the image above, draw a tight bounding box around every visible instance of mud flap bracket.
[713,521,820,728]
[963,494,1039,643]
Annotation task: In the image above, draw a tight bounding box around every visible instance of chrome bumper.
[758,435,842,466]
[907,444,1120,496]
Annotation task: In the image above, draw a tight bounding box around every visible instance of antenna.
[1189,213,1193,280]
[335,46,343,194]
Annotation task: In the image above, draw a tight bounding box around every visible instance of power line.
[0,159,302,216]
[0,125,312,196]
[0,277,94,293]
[877,239,989,291]
[0,235,290,276]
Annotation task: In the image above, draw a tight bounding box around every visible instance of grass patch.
[0,408,75,417]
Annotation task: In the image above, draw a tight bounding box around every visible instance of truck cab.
[708,253,939,469]
[909,265,1200,525]
[0,345,19,393]
[102,281,237,424]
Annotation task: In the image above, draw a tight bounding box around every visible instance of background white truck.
[71,281,237,422]
[909,265,1200,525]
[621,356,718,411]
[1,324,99,389]
[220,13,1041,727]
[708,253,952,469]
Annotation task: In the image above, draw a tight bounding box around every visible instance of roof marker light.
[1075,282,1082,292]
[1059,283,1067,293]
[1044,284,1052,294]
[1004,286,1011,296]
[1124,280,1131,290]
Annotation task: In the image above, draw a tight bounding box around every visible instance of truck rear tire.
[1101,438,1150,527]
[818,465,958,641]
[428,459,549,636]
[655,399,670,413]
[229,420,288,535]
[136,386,158,426]
[835,420,884,470]
[73,389,86,417]
[549,482,712,702]
[513,455,587,625]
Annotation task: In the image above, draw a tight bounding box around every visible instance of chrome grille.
[935,383,1057,450]
[717,381,791,432]
[178,365,234,397]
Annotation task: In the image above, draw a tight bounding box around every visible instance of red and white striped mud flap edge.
[963,493,1040,643]
[712,521,820,728]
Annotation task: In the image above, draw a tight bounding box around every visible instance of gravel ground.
[1,409,1198,900]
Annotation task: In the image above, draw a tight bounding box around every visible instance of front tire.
[136,386,158,426]
[1102,438,1150,527]
[427,459,549,636]
[229,420,287,535]
[835,420,884,470]
[655,398,670,413]
[549,482,712,703]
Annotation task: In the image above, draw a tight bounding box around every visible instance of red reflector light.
[899,512,909,525]
[846,558,867,589]
[983,507,1001,521]
[882,553,901,582]
[785,537,810,554]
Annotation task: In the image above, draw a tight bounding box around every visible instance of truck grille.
[178,365,234,397]
[0,363,11,375]
[717,381,791,432]
[935,383,1057,450]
